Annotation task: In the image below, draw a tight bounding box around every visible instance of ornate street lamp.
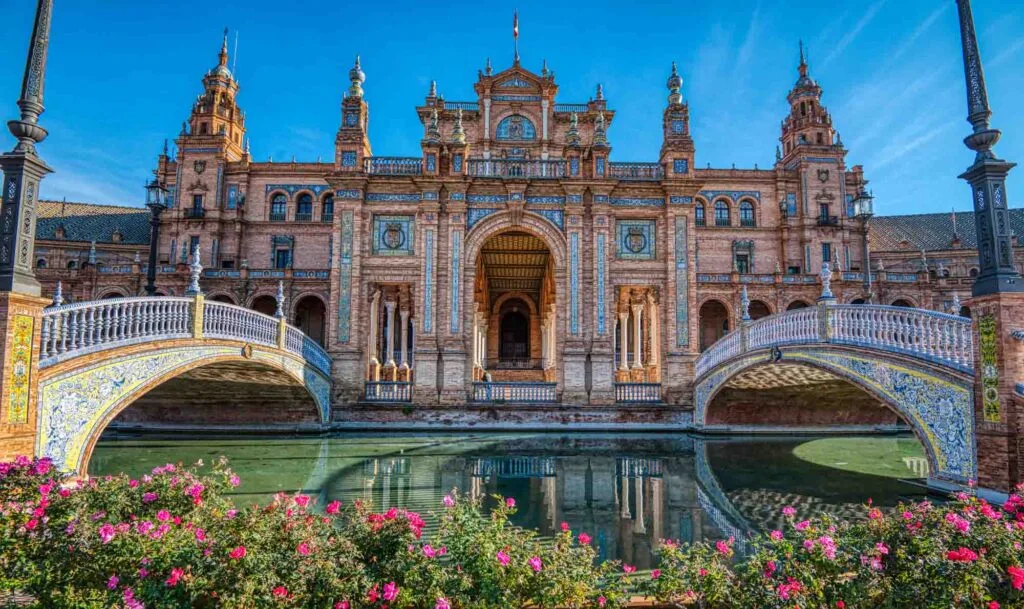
[144,178,168,296]
[852,189,875,298]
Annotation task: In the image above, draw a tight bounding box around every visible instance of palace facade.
[31,35,1024,409]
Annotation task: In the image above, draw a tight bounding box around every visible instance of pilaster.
[0,293,49,461]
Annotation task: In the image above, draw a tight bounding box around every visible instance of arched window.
[495,114,537,141]
[739,201,755,227]
[714,200,730,226]
[321,193,334,223]
[67,260,77,270]
[270,193,287,221]
[35,258,47,269]
[969,267,979,278]
[296,193,313,221]
[695,203,705,227]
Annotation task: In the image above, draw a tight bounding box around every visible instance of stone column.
[398,308,410,380]
[631,304,644,370]
[619,468,631,519]
[618,312,629,372]
[367,290,381,381]
[632,476,646,534]
[384,300,396,369]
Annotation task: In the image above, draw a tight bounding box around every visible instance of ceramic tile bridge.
[32,292,333,475]
[694,287,977,488]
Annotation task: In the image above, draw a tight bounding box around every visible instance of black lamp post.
[852,189,875,299]
[144,178,168,296]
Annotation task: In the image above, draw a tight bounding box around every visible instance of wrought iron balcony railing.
[467,159,567,179]
[364,381,413,402]
[269,212,286,222]
[183,208,206,219]
[295,212,313,222]
[364,156,423,175]
[608,162,664,181]
[817,215,841,227]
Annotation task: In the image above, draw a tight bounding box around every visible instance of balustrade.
[472,457,557,478]
[608,162,664,181]
[695,303,974,378]
[472,382,557,403]
[364,381,413,402]
[443,101,479,111]
[614,382,662,403]
[40,297,193,366]
[466,159,567,179]
[553,103,589,113]
[38,297,332,376]
[363,156,423,175]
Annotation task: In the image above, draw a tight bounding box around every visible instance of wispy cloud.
[884,3,951,68]
[823,0,888,67]
[990,36,1024,68]
[867,117,959,172]
[735,0,762,72]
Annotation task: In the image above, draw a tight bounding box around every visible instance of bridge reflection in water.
[89,433,931,566]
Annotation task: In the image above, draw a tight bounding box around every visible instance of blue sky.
[0,0,1021,216]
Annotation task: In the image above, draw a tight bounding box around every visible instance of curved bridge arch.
[693,303,977,485]
[35,297,333,474]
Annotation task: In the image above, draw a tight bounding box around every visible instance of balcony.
[443,101,479,111]
[295,212,313,222]
[364,156,422,176]
[608,162,664,181]
[321,213,334,223]
[614,382,662,403]
[817,215,841,227]
[472,382,557,403]
[467,159,567,179]
[364,381,412,402]
[553,103,589,113]
[269,212,287,222]
[183,208,206,219]
[740,217,757,227]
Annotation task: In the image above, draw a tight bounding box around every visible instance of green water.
[89,433,930,567]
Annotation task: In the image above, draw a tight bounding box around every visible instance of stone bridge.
[693,300,977,486]
[33,294,333,474]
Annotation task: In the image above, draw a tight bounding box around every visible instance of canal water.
[90,433,929,567]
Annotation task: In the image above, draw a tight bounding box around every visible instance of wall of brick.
[707,382,899,427]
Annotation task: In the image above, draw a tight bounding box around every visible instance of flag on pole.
[513,10,519,39]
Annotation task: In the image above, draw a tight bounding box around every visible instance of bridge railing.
[39,296,333,376]
[695,303,974,378]
[40,297,194,367]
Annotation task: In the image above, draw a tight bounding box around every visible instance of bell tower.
[779,43,837,164]
[660,62,695,178]
[183,29,245,161]
[335,56,372,171]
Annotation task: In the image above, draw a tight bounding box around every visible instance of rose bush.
[2,455,1023,608]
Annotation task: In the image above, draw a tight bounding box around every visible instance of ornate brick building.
[30,36,1024,410]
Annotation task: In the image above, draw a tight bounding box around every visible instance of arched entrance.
[786,300,811,311]
[210,294,236,304]
[293,295,327,346]
[467,222,562,386]
[699,300,730,352]
[749,300,772,320]
[892,299,914,308]
[251,295,277,317]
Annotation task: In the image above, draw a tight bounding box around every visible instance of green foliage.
[2,455,1023,608]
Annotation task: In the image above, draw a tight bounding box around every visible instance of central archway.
[464,212,567,387]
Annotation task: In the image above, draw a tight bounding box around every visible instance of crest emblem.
[625,227,647,254]
[382,222,406,250]
[817,168,830,183]
[241,344,253,359]
[194,160,207,174]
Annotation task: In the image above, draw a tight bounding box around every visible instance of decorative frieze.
[611,197,663,207]
[264,184,330,195]
[365,192,421,203]
[675,217,689,347]
[372,215,415,256]
[699,190,761,203]
[596,233,607,335]
[570,232,580,335]
[616,220,656,260]
[337,210,354,343]
[423,229,434,333]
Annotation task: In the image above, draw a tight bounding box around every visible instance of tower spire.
[219,27,229,68]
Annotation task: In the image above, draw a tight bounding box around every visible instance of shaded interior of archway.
[706,362,902,427]
[251,295,277,317]
[104,361,320,431]
[293,296,327,346]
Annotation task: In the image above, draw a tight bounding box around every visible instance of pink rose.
[382,581,399,602]
[229,545,246,560]
[442,495,455,507]
[505,497,516,508]
[326,500,342,515]
[528,556,543,572]
[578,533,592,545]
[496,550,510,566]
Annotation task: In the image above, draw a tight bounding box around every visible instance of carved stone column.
[367,289,381,381]
[398,308,410,381]
[617,311,629,381]
[631,302,644,381]
[384,299,397,376]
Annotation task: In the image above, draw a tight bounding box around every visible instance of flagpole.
[513,10,519,65]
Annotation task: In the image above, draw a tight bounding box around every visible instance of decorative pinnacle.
[775,145,782,162]
[667,61,683,105]
[88,240,97,265]
[593,112,608,147]
[51,280,63,307]
[485,57,493,75]
[274,280,285,319]
[956,0,1000,161]
[596,83,604,101]
[798,40,807,75]
[951,293,962,314]
[185,243,203,296]
[450,108,466,144]
[566,112,581,146]
[428,80,437,98]
[7,0,54,154]
[819,261,834,299]
[348,55,365,98]
[740,286,751,321]
[219,27,229,67]
[541,58,549,77]
[162,138,168,157]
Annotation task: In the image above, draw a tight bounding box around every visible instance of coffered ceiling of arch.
[480,232,550,300]
[724,363,841,390]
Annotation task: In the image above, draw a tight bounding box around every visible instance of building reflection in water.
[345,447,719,566]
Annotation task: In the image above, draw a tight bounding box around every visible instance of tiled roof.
[36,200,150,245]
[870,208,1024,253]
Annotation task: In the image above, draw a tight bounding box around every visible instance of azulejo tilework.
[264,184,329,196]
[423,229,434,333]
[699,190,762,203]
[694,348,976,483]
[336,189,361,200]
[978,314,1001,422]
[7,314,33,424]
[596,233,607,335]
[37,346,332,472]
[616,219,656,260]
[365,192,421,203]
[570,232,580,335]
[372,215,415,256]
[526,196,565,205]
[611,197,663,207]
[675,218,689,347]
[535,209,564,231]
[467,208,500,229]
[467,194,508,204]
[337,211,354,343]
[450,231,461,333]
